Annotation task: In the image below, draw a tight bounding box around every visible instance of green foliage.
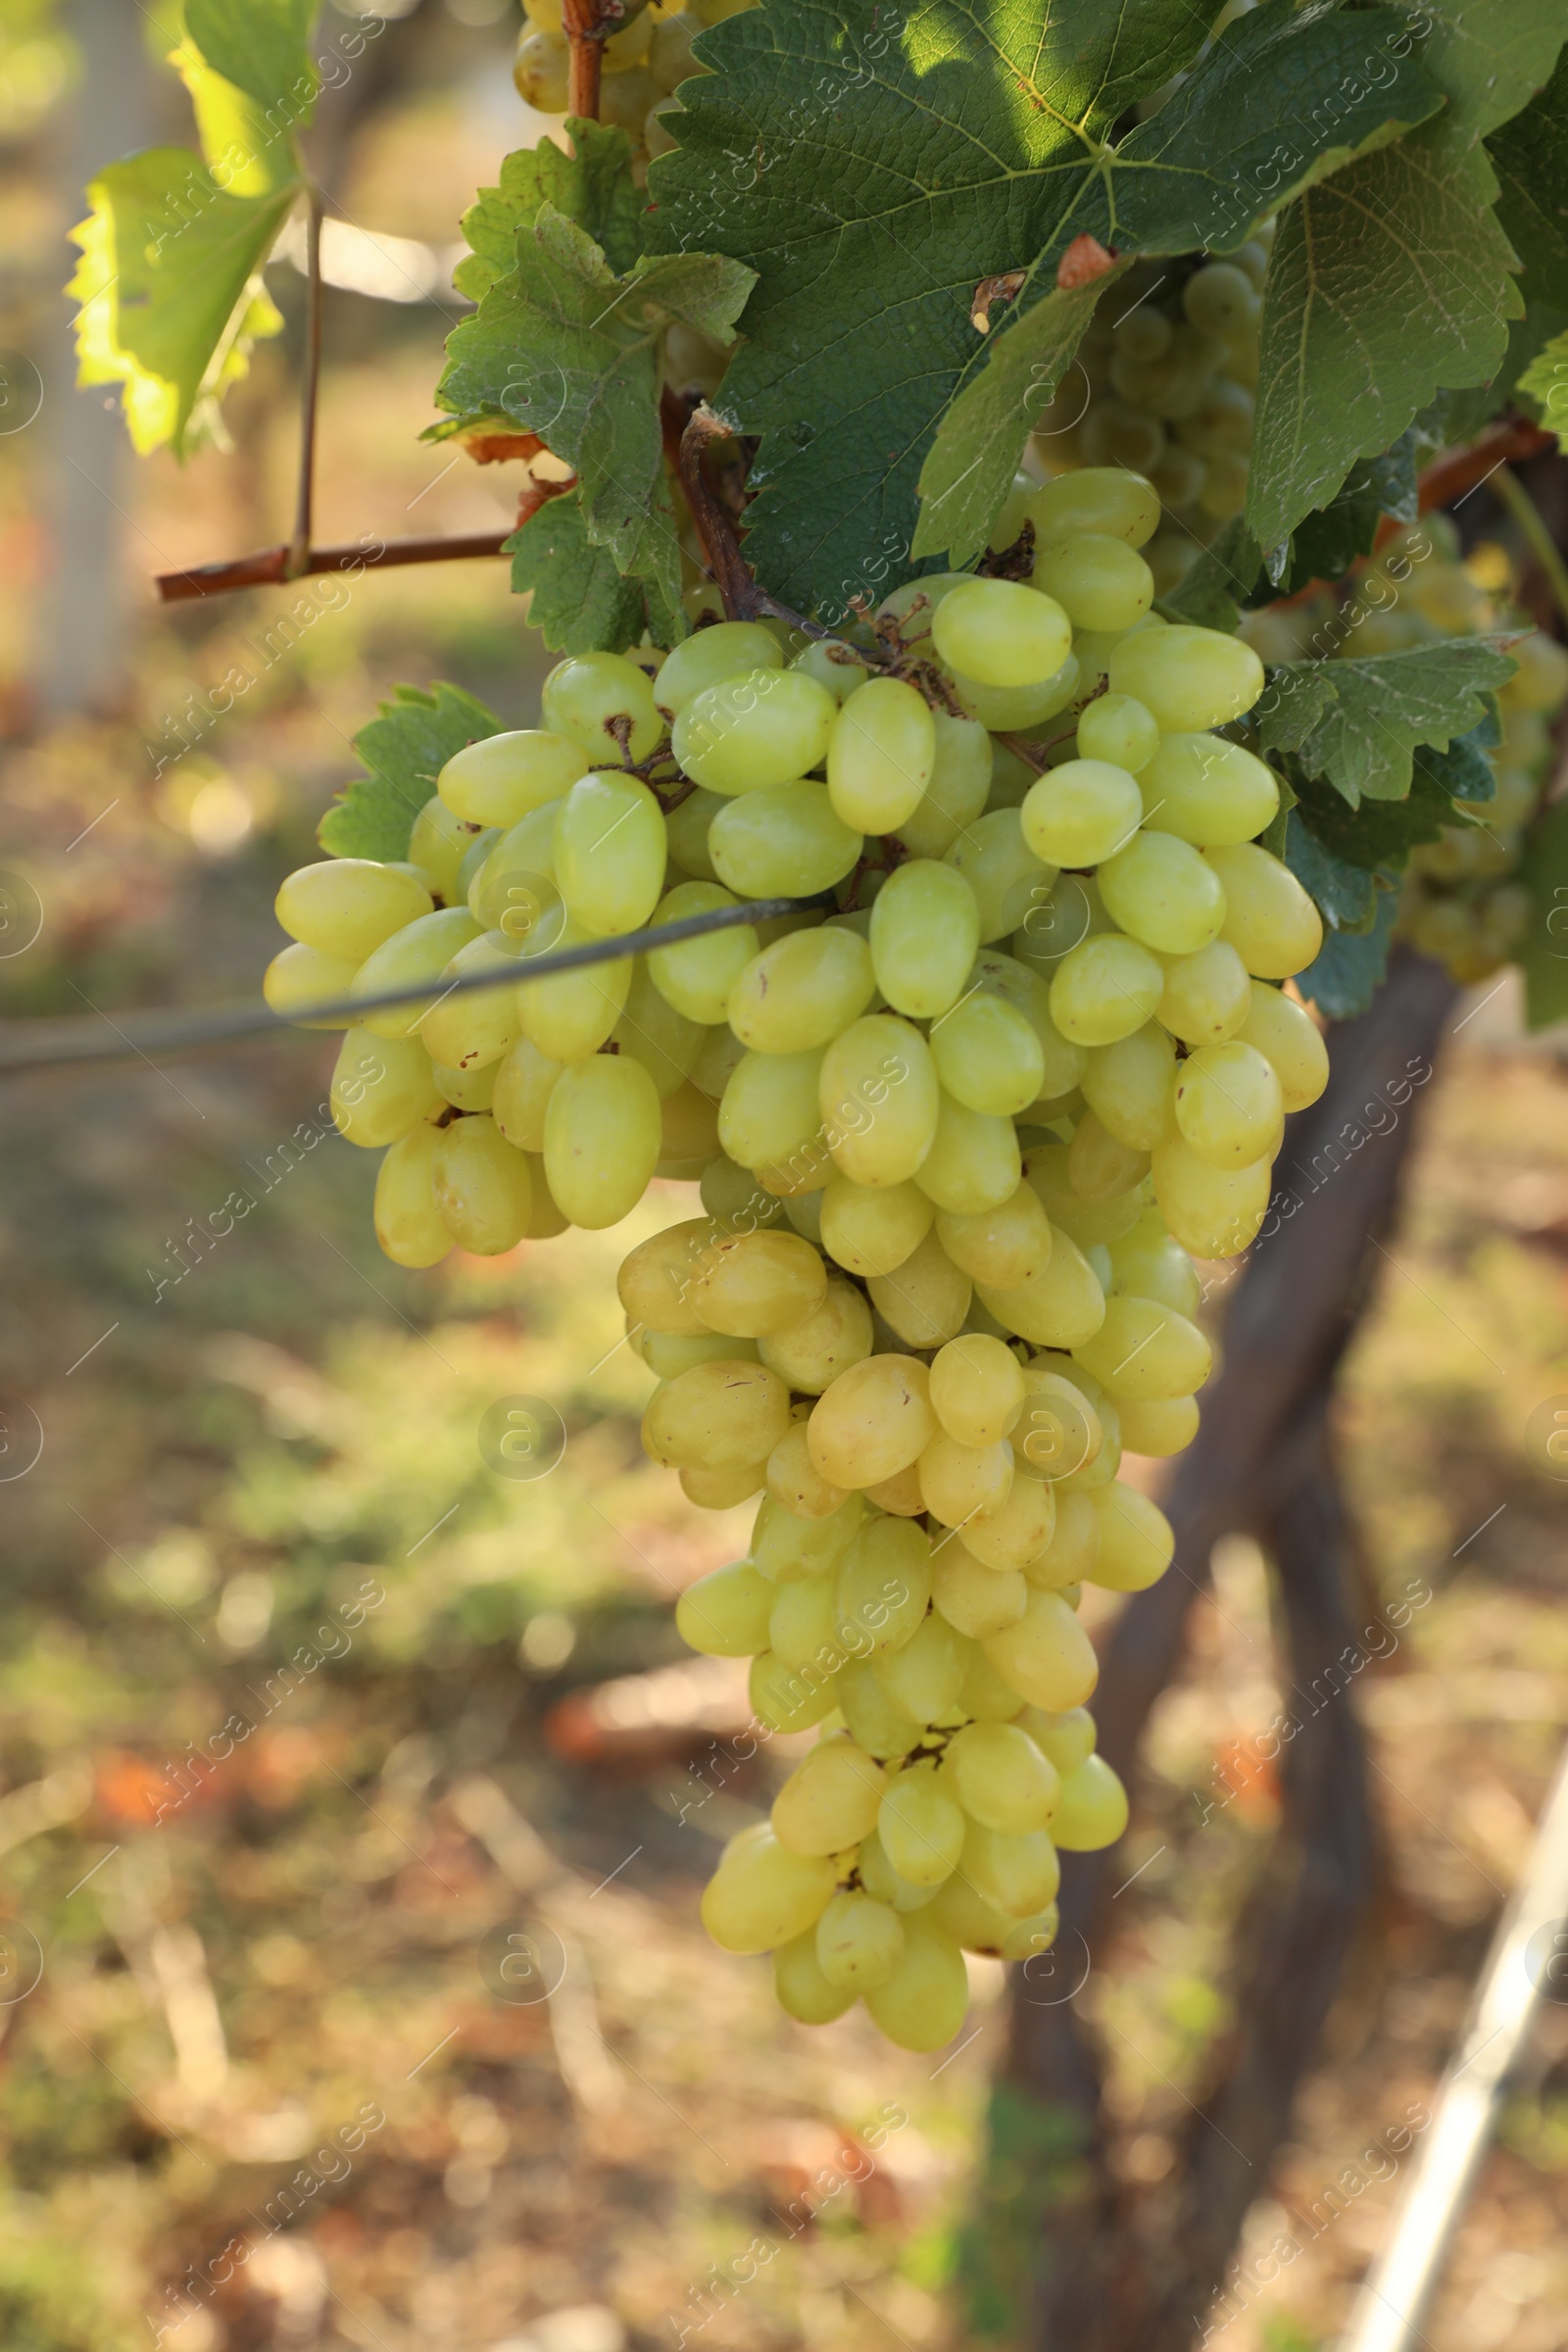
[1156,516,1267,631]
[1256,638,1518,807]
[182,0,317,113]
[318,683,502,860]
[68,150,295,456]
[1519,327,1568,447]
[656,0,1440,609]
[508,489,684,654]
[437,207,753,619]
[1489,48,1568,312]
[1286,809,1381,934]
[1295,886,1398,1020]
[450,118,647,305]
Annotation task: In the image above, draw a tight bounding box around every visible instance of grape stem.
[287,185,324,581]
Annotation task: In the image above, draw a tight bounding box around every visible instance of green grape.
[918,1428,1013,1527]
[691,1227,828,1338]
[826,675,937,833]
[1184,260,1258,335]
[983,1587,1099,1711]
[348,906,481,1039]
[514,25,568,110]
[1024,466,1160,548]
[1011,872,1113,975]
[841,1665,926,1759]
[1011,1368,1102,1485]
[708,782,862,899]
[1072,1295,1210,1400]
[768,1573,841,1670]
[419,933,523,1072]
[930,992,1045,1117]
[1155,939,1252,1045]
[676,1556,775,1656]
[408,795,477,904]
[929,1334,1025,1447]
[645,1330,759,1380]
[936,1183,1054,1291]
[978,1227,1106,1354]
[818,1014,941,1188]
[815,1888,905,1989]
[374,1123,451,1267]
[1050,1753,1130,1850]
[947,1719,1060,1834]
[960,1818,1061,1917]
[542,651,665,765]
[432,1115,532,1254]
[878,1761,965,1886]
[948,655,1079,733]
[1032,532,1154,633]
[876,1609,970,1723]
[1089,1481,1175,1592]
[331,1028,444,1149]
[457,826,502,907]
[774,1931,857,2024]
[931,577,1073,689]
[753,1488,864,1582]
[1138,732,1279,846]
[1204,843,1323,976]
[912,1092,1021,1216]
[1075,692,1159,773]
[831,1513,932,1661]
[959,1645,1028,1723]
[1151,1131,1271,1258]
[791,636,871,706]
[1000,1904,1061,1965]
[1107,625,1264,732]
[972,949,1087,1099]
[819,1172,935,1278]
[275,858,434,962]
[766,1419,850,1519]
[700,1826,837,1953]
[1106,1209,1200,1316]
[945,808,1057,942]
[664,784,726,880]
[437,730,589,828]
[1174,1038,1284,1167]
[1081,1023,1176,1150]
[644,1357,793,1472]
[1049,932,1166,1047]
[1117,1393,1200,1455]
[515,919,632,1063]
[729,923,875,1053]
[1023,1142,1141,1248]
[1236,982,1329,1110]
[264,941,361,1029]
[863,1915,969,2051]
[952,1462,1058,1571]
[1023,1491,1101,1590]
[1021,1702,1097,1773]
[751,1646,842,1733]
[702,1152,787,1230]
[1020,757,1145,868]
[491,1035,564,1152]
[1097,830,1228,956]
[432,1060,497,1113]
[760,1274,875,1392]
[875,572,971,646]
[867,1227,972,1348]
[1067,1105,1148,1203]
[543,1051,662,1228]
[810,1350,937,1489]
[553,772,666,937]
[931,1544,1027,1638]
[470,812,564,945]
[869,858,983,1019]
[927,1871,1015,1954]
[671,667,836,794]
[895,710,994,858]
[655,621,783,714]
[717,1045,827,1191]
[611,959,705,1096]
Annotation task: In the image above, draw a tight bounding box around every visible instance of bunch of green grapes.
[265,463,1332,2048]
[1024,236,1271,601]
[1240,519,1568,985]
[512,0,749,170]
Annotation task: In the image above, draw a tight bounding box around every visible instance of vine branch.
[288,186,324,580]
[156,532,513,604]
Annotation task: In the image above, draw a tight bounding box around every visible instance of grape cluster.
[266,465,1332,2048]
[512,0,750,172]
[1240,520,1568,986]
[1026,238,1271,602]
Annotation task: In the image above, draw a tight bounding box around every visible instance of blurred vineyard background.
[4,4,1568,2348]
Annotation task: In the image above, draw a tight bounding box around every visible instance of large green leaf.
[182,0,318,116]
[653,0,1441,612]
[452,119,646,306]
[436,207,754,614]
[507,490,684,655]
[1390,0,1567,141]
[1489,50,1568,313]
[318,684,503,862]
[1256,637,1518,806]
[1295,888,1398,1021]
[68,148,295,457]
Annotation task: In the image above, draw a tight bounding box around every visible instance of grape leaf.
[183,0,318,115]
[1154,516,1267,632]
[1412,725,1495,803]
[1286,810,1380,933]
[1269,429,1420,596]
[318,683,502,862]
[652,0,1441,609]
[1389,0,1568,142]
[507,490,682,655]
[1518,328,1568,446]
[1256,637,1518,806]
[452,119,646,305]
[1295,887,1398,1021]
[1292,768,1454,872]
[1489,50,1568,311]
[1520,796,1568,1030]
[68,149,295,457]
[436,206,755,613]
